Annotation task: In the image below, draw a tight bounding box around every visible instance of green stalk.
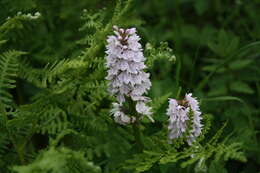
[132,115,144,152]
[128,99,144,151]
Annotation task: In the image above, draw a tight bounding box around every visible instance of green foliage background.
[0,0,259,172]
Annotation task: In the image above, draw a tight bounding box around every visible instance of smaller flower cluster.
[7,12,41,20]
[166,93,203,145]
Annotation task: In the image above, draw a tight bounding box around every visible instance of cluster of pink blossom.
[105,26,153,124]
[167,93,203,145]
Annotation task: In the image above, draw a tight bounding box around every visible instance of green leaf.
[201,96,244,103]
[194,0,209,15]
[209,161,228,173]
[197,41,260,91]
[208,30,240,57]
[207,85,228,96]
[229,59,253,70]
[0,40,7,46]
[230,81,254,94]
[202,65,226,73]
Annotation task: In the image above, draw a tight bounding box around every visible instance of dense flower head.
[105,26,151,103]
[106,26,153,124]
[166,93,203,145]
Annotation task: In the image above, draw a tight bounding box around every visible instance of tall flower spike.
[106,26,153,124]
[166,93,203,145]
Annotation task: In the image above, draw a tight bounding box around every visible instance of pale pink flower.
[106,26,153,124]
[166,93,203,145]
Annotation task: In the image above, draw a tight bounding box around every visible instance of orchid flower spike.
[105,26,153,124]
[167,93,203,145]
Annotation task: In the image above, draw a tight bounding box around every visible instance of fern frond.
[37,105,69,135]
[197,114,213,142]
[19,57,105,88]
[12,147,101,173]
[0,50,25,108]
[214,142,246,162]
[0,132,9,158]
[122,122,246,173]
[77,9,105,47]
[207,121,227,146]
[0,13,40,37]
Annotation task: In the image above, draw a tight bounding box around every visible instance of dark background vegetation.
[0,0,259,172]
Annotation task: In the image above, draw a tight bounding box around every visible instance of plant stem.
[128,98,144,151]
[132,117,144,152]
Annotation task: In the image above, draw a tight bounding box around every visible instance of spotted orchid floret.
[136,101,154,122]
[105,26,153,124]
[166,93,203,145]
[110,103,136,125]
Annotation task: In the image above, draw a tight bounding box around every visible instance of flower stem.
[128,98,144,151]
[132,116,144,151]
